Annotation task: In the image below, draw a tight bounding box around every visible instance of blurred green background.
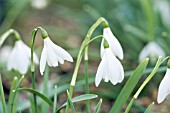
[1,0,170,112]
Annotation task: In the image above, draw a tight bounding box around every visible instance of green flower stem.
[66,17,108,113]
[0,29,21,48]
[0,74,7,113]
[53,86,57,113]
[8,76,18,113]
[84,59,90,113]
[10,75,25,113]
[30,27,49,113]
[124,56,169,113]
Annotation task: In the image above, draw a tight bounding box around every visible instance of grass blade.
[109,58,149,113]
[144,102,154,113]
[17,88,54,108]
[94,99,102,113]
[0,74,7,113]
[58,94,98,111]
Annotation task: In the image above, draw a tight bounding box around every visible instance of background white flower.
[31,0,48,9]
[157,68,170,103]
[7,40,39,74]
[0,46,12,64]
[101,27,123,60]
[95,48,124,87]
[40,37,73,75]
[139,41,165,61]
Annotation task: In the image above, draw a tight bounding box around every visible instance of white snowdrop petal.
[49,40,73,62]
[45,42,59,67]
[157,69,170,103]
[45,37,73,62]
[95,54,106,87]
[0,46,12,63]
[103,28,123,60]
[40,47,47,75]
[106,49,124,85]
[7,46,18,71]
[7,40,31,74]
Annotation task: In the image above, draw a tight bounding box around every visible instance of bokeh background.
[0,0,170,112]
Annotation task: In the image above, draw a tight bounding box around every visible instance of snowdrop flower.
[40,37,73,75]
[101,27,123,60]
[139,41,165,61]
[31,0,48,9]
[95,48,124,87]
[157,68,170,103]
[95,27,124,87]
[7,40,39,74]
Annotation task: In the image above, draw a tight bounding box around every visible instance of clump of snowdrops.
[0,17,169,113]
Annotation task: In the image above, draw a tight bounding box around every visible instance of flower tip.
[157,99,162,104]
[95,95,98,98]
[100,98,103,102]
[14,76,18,80]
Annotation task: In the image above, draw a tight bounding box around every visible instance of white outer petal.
[0,46,12,63]
[103,27,123,60]
[7,40,30,74]
[95,54,106,87]
[46,37,73,62]
[157,68,170,103]
[40,46,47,75]
[96,48,124,87]
[139,42,165,61]
[31,0,48,9]
[106,49,124,85]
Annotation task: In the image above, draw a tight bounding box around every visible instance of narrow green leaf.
[66,90,76,113]
[17,88,54,108]
[144,102,154,113]
[94,99,102,113]
[109,58,149,113]
[58,94,98,111]
[10,75,24,113]
[8,76,18,113]
[41,65,49,113]
[0,75,7,113]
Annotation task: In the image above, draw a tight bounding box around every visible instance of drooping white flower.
[0,46,12,64]
[7,40,39,74]
[95,48,124,87]
[101,27,123,60]
[40,37,73,75]
[157,68,170,103]
[31,0,48,9]
[139,41,165,61]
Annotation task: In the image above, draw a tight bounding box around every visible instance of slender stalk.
[65,17,108,112]
[31,72,37,113]
[85,59,90,113]
[30,27,49,113]
[42,65,49,113]
[0,29,21,48]
[53,86,57,113]
[0,74,7,113]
